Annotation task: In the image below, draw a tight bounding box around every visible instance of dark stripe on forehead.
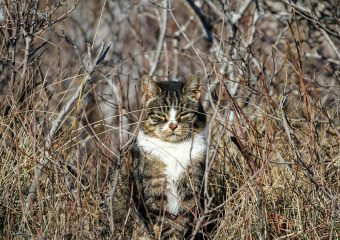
[159,83,180,108]
[146,80,200,111]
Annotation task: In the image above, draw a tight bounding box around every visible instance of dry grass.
[0,0,339,239]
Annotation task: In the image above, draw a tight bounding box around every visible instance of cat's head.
[141,73,206,142]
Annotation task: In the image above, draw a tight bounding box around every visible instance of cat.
[132,73,207,239]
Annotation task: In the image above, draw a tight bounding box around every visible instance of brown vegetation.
[0,0,339,239]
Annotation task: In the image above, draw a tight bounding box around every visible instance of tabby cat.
[132,73,207,239]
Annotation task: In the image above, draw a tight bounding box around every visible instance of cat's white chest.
[137,131,206,215]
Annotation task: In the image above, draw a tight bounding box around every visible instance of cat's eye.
[149,113,167,122]
[178,112,192,121]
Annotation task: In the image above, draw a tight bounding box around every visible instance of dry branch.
[150,0,168,76]
[25,39,111,209]
[186,0,213,43]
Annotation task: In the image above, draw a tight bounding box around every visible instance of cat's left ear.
[182,73,202,100]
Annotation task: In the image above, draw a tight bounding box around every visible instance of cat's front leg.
[174,159,205,238]
[144,173,168,212]
[179,159,204,211]
[137,157,169,212]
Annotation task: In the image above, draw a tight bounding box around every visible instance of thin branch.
[25,38,111,209]
[282,0,340,38]
[20,0,38,77]
[190,197,213,240]
[172,16,194,79]
[169,1,207,75]
[108,75,124,233]
[150,0,168,76]
[279,97,332,200]
[0,2,5,23]
[319,28,340,60]
[203,0,225,20]
[186,0,213,42]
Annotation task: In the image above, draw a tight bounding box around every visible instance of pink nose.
[169,122,178,131]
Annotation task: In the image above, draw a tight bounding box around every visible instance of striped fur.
[132,73,207,239]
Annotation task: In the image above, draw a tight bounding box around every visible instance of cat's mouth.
[162,131,190,142]
[164,134,182,142]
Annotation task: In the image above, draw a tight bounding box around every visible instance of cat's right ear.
[182,72,202,100]
[141,75,160,102]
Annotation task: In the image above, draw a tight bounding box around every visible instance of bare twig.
[25,38,111,208]
[107,74,124,233]
[227,0,253,98]
[282,0,340,38]
[20,0,38,78]
[172,16,194,79]
[203,0,225,20]
[150,0,168,76]
[190,197,213,240]
[168,1,207,75]
[279,97,332,200]
[319,28,340,60]
[0,2,5,23]
[186,0,213,42]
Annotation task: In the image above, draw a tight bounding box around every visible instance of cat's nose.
[169,122,178,131]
